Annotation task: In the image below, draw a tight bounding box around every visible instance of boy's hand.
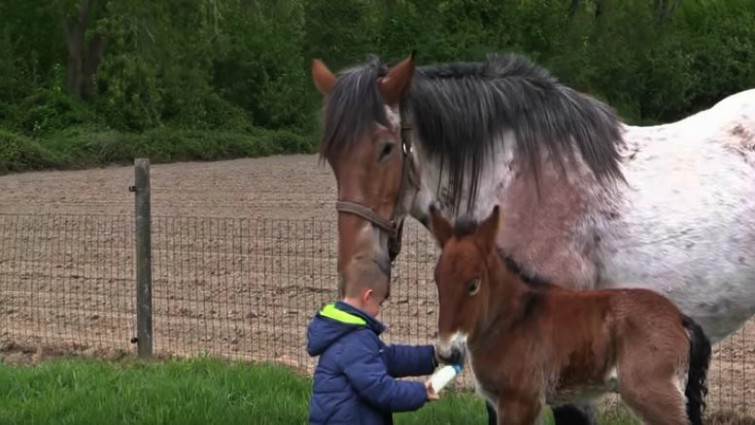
[425,380,439,401]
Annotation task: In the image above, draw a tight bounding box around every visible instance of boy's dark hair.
[339,254,392,299]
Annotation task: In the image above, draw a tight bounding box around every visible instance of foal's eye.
[379,142,394,160]
[467,279,480,296]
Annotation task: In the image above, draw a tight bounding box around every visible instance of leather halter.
[335,111,417,246]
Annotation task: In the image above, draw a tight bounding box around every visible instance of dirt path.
[0,155,752,417]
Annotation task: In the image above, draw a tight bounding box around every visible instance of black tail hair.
[682,314,711,425]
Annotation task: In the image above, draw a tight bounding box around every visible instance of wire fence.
[0,203,753,417]
[0,213,441,367]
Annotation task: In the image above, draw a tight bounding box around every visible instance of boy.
[306,256,456,424]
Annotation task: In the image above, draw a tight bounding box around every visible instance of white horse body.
[603,89,755,342]
[409,89,755,343]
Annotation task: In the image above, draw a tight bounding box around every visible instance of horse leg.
[551,403,598,425]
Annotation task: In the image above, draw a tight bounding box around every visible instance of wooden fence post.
[132,158,153,359]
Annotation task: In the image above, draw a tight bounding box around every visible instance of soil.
[0,155,752,418]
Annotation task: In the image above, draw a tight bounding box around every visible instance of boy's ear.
[362,288,374,303]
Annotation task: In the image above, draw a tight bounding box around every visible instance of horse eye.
[379,142,394,160]
[467,279,480,296]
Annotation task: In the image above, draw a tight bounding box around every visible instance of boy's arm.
[341,333,429,413]
[383,344,437,377]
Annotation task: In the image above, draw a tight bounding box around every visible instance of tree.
[58,0,108,100]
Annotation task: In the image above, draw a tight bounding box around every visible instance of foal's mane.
[319,54,626,213]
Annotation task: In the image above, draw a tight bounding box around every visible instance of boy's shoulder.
[338,323,383,350]
[307,301,385,359]
[321,301,387,333]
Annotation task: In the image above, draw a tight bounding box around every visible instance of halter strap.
[335,108,417,260]
[336,201,397,235]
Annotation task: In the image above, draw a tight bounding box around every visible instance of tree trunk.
[568,0,580,18]
[62,0,106,100]
[81,33,105,100]
[63,0,89,98]
[655,0,683,25]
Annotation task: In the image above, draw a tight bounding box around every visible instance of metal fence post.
[131,158,153,359]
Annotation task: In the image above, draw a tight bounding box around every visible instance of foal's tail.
[681,314,711,425]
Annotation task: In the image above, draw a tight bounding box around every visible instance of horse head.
[311,52,423,284]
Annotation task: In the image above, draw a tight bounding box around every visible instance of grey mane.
[318,53,626,213]
[318,56,388,163]
[409,53,625,213]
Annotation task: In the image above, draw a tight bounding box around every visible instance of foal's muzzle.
[436,333,467,366]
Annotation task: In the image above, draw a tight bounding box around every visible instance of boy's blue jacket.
[306,301,436,425]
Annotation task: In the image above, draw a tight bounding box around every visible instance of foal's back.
[538,287,689,378]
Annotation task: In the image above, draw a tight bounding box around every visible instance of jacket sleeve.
[340,331,428,413]
[384,344,437,377]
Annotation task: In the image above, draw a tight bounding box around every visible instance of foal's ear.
[428,204,453,248]
[379,51,416,106]
[312,59,337,95]
[476,205,501,251]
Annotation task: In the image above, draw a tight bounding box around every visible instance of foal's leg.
[619,377,688,425]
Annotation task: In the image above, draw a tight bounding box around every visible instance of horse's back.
[599,89,755,343]
[624,88,755,135]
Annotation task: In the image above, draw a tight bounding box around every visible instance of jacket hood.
[306,301,386,356]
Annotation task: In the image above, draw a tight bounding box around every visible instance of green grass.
[0,356,637,425]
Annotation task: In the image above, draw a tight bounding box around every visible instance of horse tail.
[681,314,711,425]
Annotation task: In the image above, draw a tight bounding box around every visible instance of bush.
[6,89,99,136]
[0,130,65,173]
[2,0,755,175]
[0,126,317,176]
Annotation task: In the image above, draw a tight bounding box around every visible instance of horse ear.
[312,59,336,95]
[428,204,453,248]
[476,205,501,251]
[379,51,416,106]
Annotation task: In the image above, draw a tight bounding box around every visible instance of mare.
[310,51,755,424]
[427,204,712,425]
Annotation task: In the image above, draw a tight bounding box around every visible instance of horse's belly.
[600,116,755,343]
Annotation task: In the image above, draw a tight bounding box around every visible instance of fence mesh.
[0,212,753,417]
[0,213,135,355]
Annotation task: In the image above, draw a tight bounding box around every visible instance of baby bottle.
[429,364,463,393]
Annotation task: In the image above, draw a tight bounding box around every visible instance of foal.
[429,205,711,425]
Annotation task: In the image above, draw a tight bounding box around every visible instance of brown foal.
[429,205,711,425]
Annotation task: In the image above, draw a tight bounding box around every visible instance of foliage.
[1,0,754,171]
[0,126,315,175]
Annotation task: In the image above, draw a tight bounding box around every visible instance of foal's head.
[429,205,503,352]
